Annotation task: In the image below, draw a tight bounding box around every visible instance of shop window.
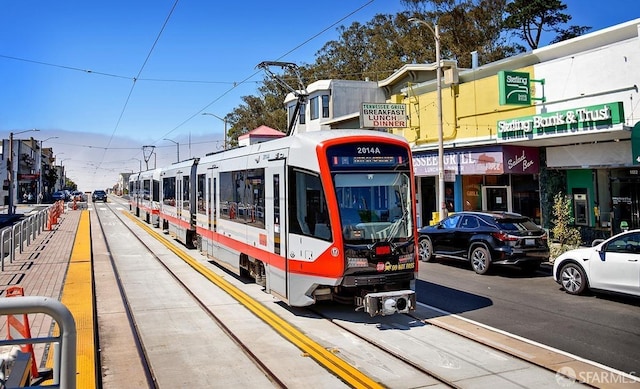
[462,175,483,211]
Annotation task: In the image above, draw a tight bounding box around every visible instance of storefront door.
[482,186,512,212]
[611,177,640,234]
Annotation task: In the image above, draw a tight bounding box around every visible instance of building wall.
[385,19,640,234]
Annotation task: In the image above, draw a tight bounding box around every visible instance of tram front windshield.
[334,173,412,242]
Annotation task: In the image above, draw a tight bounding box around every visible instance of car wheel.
[470,245,491,274]
[559,262,588,295]
[418,237,433,262]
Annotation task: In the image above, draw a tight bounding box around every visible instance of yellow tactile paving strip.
[44,210,96,388]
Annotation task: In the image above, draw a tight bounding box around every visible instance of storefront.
[413,145,540,226]
[513,101,631,240]
[18,173,39,203]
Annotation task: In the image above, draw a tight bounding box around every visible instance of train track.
[90,199,569,388]
[94,201,289,388]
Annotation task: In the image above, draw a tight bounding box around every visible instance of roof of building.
[238,125,285,140]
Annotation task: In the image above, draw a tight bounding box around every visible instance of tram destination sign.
[360,103,408,128]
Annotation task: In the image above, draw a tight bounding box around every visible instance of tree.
[402,0,517,67]
[550,192,582,260]
[503,0,590,50]
[225,72,290,147]
[44,167,58,194]
[313,15,406,81]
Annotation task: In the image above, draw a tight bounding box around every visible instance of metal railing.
[1,206,54,272]
[0,296,77,388]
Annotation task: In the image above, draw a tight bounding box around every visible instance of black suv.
[92,190,107,202]
[418,211,549,274]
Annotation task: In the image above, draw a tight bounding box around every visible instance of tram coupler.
[361,290,416,316]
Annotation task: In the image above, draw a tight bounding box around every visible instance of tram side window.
[162,177,175,206]
[219,172,233,219]
[182,176,190,211]
[218,169,265,228]
[245,168,265,228]
[152,180,159,202]
[197,173,206,215]
[288,168,331,240]
[143,179,151,200]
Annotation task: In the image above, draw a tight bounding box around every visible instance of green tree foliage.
[550,192,582,260]
[402,0,517,67]
[313,15,406,81]
[44,168,58,194]
[226,72,290,147]
[503,0,591,50]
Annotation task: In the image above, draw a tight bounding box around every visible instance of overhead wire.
[88,0,180,182]
[4,1,378,188]
[156,0,377,142]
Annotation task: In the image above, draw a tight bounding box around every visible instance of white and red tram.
[129,168,161,227]
[153,130,417,316]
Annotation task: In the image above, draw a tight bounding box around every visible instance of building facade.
[383,19,639,241]
[2,137,60,207]
[284,18,640,242]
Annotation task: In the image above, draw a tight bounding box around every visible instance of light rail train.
[129,130,418,316]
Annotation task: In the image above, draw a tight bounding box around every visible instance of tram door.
[266,159,287,301]
[482,186,512,212]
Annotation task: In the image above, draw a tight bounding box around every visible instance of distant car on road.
[418,211,549,274]
[92,190,108,202]
[553,229,640,297]
[51,191,67,202]
[71,191,85,201]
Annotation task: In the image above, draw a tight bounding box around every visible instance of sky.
[1,0,638,190]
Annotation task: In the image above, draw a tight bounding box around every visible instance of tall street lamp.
[59,158,70,191]
[163,138,179,162]
[7,129,40,214]
[202,112,228,150]
[409,17,446,221]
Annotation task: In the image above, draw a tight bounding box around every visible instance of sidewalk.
[0,207,80,366]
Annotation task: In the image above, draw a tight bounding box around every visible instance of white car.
[553,229,640,297]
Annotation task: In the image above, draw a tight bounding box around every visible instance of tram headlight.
[363,290,416,316]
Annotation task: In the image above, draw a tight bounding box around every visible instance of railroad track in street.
[91,198,585,388]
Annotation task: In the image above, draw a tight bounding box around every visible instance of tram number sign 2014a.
[328,144,408,169]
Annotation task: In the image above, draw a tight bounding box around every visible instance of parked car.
[553,229,640,297]
[92,190,108,202]
[418,211,549,274]
[51,191,67,202]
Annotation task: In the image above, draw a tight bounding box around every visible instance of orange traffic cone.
[5,286,39,379]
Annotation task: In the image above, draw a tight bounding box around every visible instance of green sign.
[497,102,625,141]
[498,70,531,106]
[632,122,640,165]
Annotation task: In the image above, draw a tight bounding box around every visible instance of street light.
[409,17,445,221]
[7,129,40,215]
[202,112,228,150]
[59,158,70,191]
[163,138,179,162]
